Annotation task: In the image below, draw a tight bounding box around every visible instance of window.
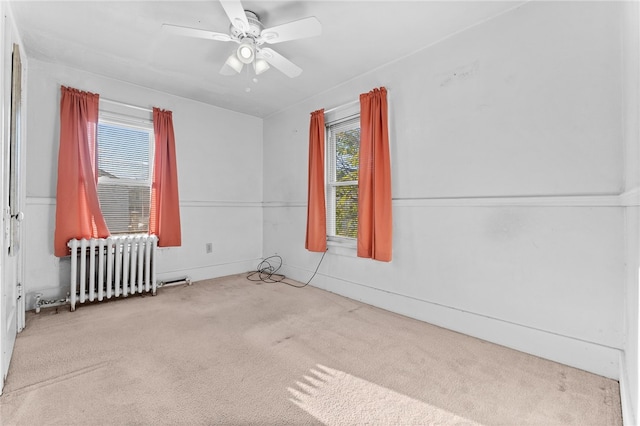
[326,114,360,240]
[96,113,154,234]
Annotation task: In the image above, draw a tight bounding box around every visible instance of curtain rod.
[101,97,153,113]
[323,99,359,115]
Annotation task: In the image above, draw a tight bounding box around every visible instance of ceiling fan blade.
[260,17,321,44]
[219,0,250,34]
[162,24,232,42]
[258,48,302,78]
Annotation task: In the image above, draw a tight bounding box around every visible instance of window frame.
[96,110,155,235]
[325,109,360,249]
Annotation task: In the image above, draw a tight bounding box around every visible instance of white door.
[1,42,23,394]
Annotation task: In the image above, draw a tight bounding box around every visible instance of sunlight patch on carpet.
[288,364,481,425]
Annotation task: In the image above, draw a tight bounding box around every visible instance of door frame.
[0,4,26,394]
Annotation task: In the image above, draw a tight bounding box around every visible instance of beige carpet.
[0,273,622,425]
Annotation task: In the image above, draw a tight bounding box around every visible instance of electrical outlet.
[205,243,213,254]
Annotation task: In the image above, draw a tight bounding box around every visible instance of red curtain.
[357,87,392,261]
[54,86,110,257]
[150,108,182,247]
[305,109,327,252]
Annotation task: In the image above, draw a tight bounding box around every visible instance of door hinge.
[17,282,22,300]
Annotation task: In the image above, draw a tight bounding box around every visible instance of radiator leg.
[69,239,78,312]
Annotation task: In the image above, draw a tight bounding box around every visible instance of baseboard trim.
[157,258,259,283]
[25,259,259,311]
[620,353,638,426]
[282,263,621,380]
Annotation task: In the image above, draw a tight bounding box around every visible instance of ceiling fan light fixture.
[254,58,270,75]
[164,1,322,79]
[225,53,243,73]
[237,38,255,64]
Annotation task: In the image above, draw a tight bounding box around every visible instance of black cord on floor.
[247,250,327,288]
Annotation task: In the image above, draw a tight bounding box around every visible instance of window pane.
[326,114,360,240]
[97,120,153,235]
[98,123,150,181]
[335,185,358,238]
[97,183,150,234]
[335,127,360,182]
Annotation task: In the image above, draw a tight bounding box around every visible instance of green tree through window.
[327,116,359,239]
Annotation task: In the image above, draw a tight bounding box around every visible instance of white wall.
[622,1,640,424]
[263,1,625,381]
[23,59,264,310]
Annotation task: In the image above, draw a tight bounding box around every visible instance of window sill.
[327,237,357,257]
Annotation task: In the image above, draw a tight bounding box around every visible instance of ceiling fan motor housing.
[230,10,263,40]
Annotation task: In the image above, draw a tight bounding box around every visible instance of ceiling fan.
[162,0,322,78]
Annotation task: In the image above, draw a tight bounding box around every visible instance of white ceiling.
[9,0,526,118]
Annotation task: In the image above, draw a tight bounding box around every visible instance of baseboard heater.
[158,276,192,287]
[67,235,158,311]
